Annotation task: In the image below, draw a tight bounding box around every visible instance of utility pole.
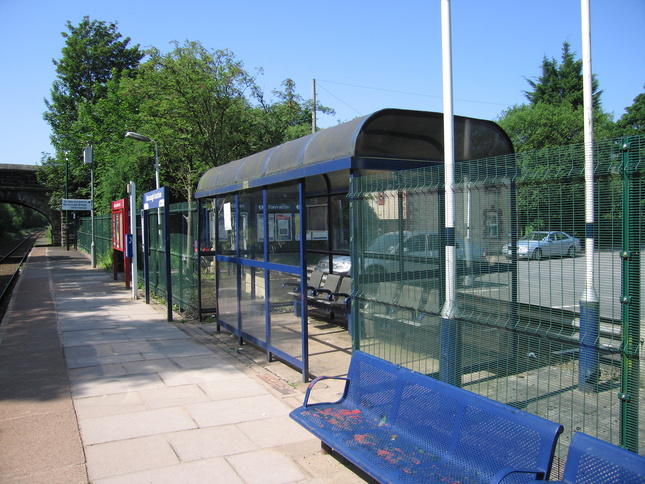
[312,79,317,134]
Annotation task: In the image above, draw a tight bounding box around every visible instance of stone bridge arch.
[0,164,61,245]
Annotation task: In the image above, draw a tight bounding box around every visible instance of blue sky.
[1,0,643,166]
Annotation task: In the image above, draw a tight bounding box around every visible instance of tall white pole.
[440,0,460,385]
[312,78,317,134]
[129,181,138,299]
[579,0,600,391]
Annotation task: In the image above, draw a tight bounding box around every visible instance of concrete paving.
[0,244,368,483]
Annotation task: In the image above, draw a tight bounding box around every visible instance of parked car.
[502,231,582,260]
[315,232,488,277]
[314,255,351,275]
[361,231,488,276]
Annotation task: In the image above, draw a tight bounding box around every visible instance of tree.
[524,41,602,110]
[41,17,142,211]
[497,102,614,152]
[614,87,645,137]
[122,41,261,204]
[497,41,613,152]
[254,78,335,146]
[496,42,616,235]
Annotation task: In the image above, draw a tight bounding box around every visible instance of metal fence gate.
[350,136,643,466]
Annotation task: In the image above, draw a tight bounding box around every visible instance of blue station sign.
[142,187,166,210]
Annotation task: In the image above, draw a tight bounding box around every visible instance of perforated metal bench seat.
[290,350,564,483]
[544,432,645,484]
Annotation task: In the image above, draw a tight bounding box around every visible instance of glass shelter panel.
[306,196,327,269]
[267,183,300,267]
[331,194,350,252]
[217,196,237,256]
[217,260,238,330]
[198,200,217,315]
[240,265,266,342]
[239,190,264,261]
[268,270,304,363]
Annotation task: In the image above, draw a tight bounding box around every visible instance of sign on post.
[141,187,172,322]
[143,188,166,210]
[62,199,92,211]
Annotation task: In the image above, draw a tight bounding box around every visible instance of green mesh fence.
[78,215,112,262]
[350,136,644,467]
[79,202,199,317]
[143,202,199,316]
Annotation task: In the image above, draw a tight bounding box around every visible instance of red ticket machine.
[111,198,131,288]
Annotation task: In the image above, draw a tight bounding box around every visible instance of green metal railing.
[350,136,643,464]
[78,202,199,317]
[78,215,111,263]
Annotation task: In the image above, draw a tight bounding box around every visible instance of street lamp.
[83,144,96,268]
[125,131,159,189]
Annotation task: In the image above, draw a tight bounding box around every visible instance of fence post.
[620,138,641,453]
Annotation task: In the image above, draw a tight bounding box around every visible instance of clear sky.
[1,0,643,166]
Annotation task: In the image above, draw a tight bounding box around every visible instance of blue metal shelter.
[195,108,513,380]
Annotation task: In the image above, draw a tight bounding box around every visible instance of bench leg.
[320,441,332,455]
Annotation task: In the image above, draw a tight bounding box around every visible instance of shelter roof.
[196,109,513,198]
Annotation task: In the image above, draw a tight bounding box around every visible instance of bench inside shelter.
[284,271,352,320]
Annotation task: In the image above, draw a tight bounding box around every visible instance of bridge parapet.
[0,164,61,245]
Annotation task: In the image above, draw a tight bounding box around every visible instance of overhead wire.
[316,79,511,109]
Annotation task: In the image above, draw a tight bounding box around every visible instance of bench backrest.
[318,273,341,294]
[308,270,324,290]
[346,351,563,481]
[561,432,645,483]
[334,276,351,298]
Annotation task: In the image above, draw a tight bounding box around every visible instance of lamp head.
[125,131,152,143]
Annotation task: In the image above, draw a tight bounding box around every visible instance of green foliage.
[614,87,645,137]
[96,248,113,271]
[0,203,48,234]
[124,41,260,203]
[497,41,613,152]
[41,17,143,213]
[254,78,334,146]
[497,102,614,152]
[40,21,325,215]
[524,42,602,109]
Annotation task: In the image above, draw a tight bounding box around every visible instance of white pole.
[440,0,460,385]
[129,181,138,299]
[312,78,317,134]
[579,0,600,391]
[441,0,456,319]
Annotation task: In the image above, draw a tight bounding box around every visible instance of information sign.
[62,199,92,211]
[143,188,165,210]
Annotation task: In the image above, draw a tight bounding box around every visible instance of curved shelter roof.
[196,108,513,198]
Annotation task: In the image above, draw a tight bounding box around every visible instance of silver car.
[502,231,582,260]
[314,255,351,275]
[362,231,488,275]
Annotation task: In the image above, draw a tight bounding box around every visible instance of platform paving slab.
[1,244,369,483]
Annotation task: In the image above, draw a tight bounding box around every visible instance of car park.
[315,231,489,277]
[502,231,582,260]
[361,231,488,276]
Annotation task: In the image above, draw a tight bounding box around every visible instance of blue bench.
[290,350,563,483]
[545,432,645,483]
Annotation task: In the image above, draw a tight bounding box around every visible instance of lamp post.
[125,132,159,189]
[65,151,69,250]
[125,131,163,310]
[83,144,96,268]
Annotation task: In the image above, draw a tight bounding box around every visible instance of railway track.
[0,232,41,322]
